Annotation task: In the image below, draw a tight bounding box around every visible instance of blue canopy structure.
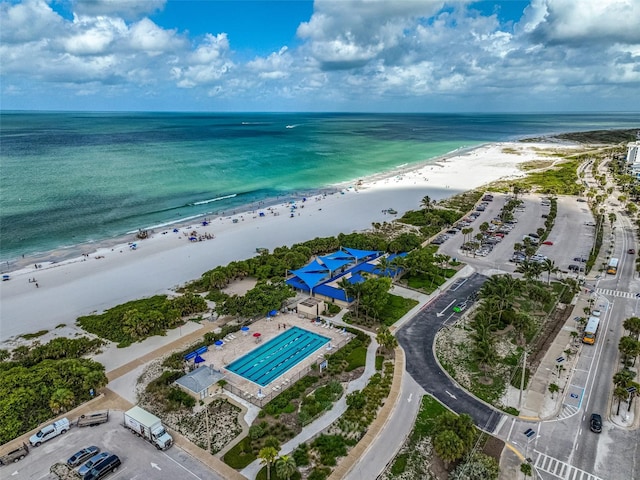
[318,252,353,272]
[342,247,380,261]
[349,273,366,284]
[289,259,330,290]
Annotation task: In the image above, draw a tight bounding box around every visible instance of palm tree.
[623,317,640,340]
[542,259,558,284]
[275,455,297,480]
[258,446,279,480]
[49,388,75,414]
[619,336,639,367]
[421,195,435,213]
[376,256,391,278]
[376,325,398,352]
[613,369,635,389]
[548,383,559,399]
[433,430,465,468]
[614,385,629,415]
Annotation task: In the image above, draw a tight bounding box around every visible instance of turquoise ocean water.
[1,112,638,264]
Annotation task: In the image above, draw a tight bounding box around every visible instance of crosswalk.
[595,288,636,299]
[533,452,603,480]
[556,404,579,420]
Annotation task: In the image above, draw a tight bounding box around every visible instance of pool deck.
[200,313,351,400]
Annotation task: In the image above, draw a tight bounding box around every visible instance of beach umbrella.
[173,228,179,233]
[269,310,278,316]
[214,340,224,350]
[241,326,250,335]
[253,332,261,338]
[194,355,205,364]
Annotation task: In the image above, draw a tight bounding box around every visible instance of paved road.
[396,273,505,433]
[345,374,425,480]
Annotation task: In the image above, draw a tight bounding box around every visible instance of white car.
[592,310,601,317]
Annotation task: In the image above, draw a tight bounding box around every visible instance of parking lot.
[438,192,596,277]
[5,420,223,480]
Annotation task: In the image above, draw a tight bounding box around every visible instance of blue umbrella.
[241,326,250,332]
[214,340,224,346]
[194,355,205,364]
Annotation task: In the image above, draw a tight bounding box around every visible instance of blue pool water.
[226,326,330,386]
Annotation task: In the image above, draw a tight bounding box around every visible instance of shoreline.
[0,140,582,344]
[0,141,489,272]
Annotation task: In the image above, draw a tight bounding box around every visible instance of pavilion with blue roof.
[286,247,407,306]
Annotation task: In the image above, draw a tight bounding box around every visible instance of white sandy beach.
[0,141,578,345]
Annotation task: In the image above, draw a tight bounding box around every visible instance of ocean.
[1,112,638,264]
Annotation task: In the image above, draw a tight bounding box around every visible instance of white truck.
[123,406,173,450]
[29,418,70,446]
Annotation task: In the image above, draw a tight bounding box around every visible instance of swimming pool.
[225,326,330,386]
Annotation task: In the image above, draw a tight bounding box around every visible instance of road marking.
[533,451,603,480]
[596,288,634,299]
[407,393,413,403]
[445,390,457,399]
[151,462,162,471]
[436,299,456,317]
[162,451,202,479]
[11,471,18,476]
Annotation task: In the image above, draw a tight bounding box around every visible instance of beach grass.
[19,329,49,340]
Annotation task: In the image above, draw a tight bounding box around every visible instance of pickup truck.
[76,411,109,427]
[0,442,29,465]
[30,418,70,446]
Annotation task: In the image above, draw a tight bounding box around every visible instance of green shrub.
[167,387,196,410]
[390,453,408,474]
[312,434,348,466]
[307,467,331,480]
[293,443,310,466]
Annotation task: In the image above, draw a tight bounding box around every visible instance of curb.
[327,347,405,480]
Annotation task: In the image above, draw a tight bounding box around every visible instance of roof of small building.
[175,365,224,394]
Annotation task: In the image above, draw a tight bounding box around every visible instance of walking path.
[240,332,380,479]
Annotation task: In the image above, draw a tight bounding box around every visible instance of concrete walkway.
[240,332,380,479]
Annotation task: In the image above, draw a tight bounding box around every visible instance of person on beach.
[35,283,39,288]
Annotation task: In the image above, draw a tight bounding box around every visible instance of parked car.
[83,454,121,480]
[628,249,636,254]
[78,452,110,477]
[29,418,70,447]
[542,241,553,245]
[453,302,467,313]
[592,310,601,317]
[67,446,100,467]
[590,413,602,433]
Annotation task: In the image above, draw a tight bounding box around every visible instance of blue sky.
[1,0,638,112]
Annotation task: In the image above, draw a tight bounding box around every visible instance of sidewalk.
[240,333,380,479]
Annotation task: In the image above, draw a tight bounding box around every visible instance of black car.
[590,413,602,433]
[83,454,121,480]
[67,446,100,467]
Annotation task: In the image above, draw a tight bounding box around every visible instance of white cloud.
[0,0,64,43]
[71,0,165,20]
[61,15,126,55]
[521,0,640,45]
[247,47,293,80]
[127,17,183,55]
[1,0,638,111]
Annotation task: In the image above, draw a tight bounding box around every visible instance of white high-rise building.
[627,141,640,165]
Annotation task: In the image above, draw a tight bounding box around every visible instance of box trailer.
[123,406,172,450]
